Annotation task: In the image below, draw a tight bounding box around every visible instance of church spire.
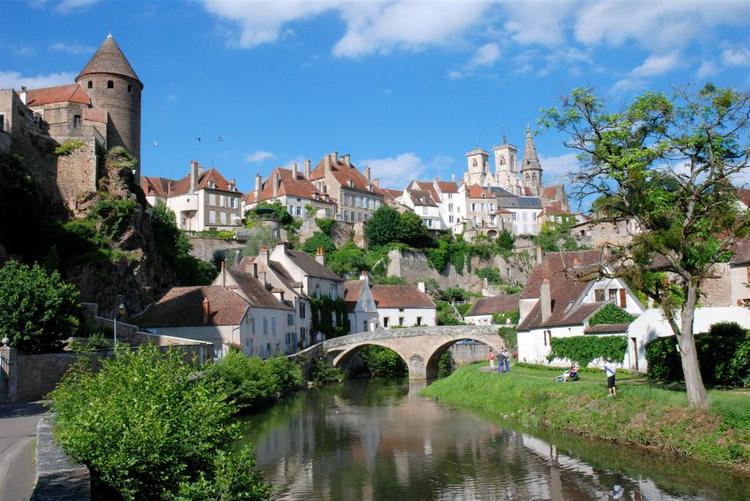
[521,123,542,196]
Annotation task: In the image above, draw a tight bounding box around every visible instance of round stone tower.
[75,34,143,180]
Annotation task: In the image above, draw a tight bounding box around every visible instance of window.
[399,317,404,326]
[107,80,114,89]
[209,194,216,206]
[608,288,618,302]
[263,318,268,335]
[296,206,302,216]
[449,215,454,223]
[288,314,294,326]
[512,213,517,221]
[330,285,336,299]
[448,203,453,212]
[315,284,320,298]
[127,84,132,93]
[299,302,306,319]
[266,343,271,355]
[416,316,422,326]
[73,115,81,128]
[209,211,216,224]
[219,212,226,225]
[544,330,551,346]
[363,321,368,332]
[251,318,255,334]
[272,318,277,335]
[219,195,225,207]
[383,317,389,327]
[87,81,93,89]
[594,289,605,302]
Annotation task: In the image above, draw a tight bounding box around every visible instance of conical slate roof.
[76,34,141,83]
[522,123,540,170]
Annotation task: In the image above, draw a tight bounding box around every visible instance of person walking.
[501,348,511,373]
[497,349,506,373]
[488,348,496,370]
[603,359,617,397]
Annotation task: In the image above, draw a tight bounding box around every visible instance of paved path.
[0,402,47,501]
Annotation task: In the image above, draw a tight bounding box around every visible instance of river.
[239,379,749,500]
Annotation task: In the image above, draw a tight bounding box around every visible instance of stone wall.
[187,236,245,264]
[55,139,98,214]
[32,417,91,500]
[449,341,491,366]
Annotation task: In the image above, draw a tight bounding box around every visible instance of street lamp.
[113,303,126,349]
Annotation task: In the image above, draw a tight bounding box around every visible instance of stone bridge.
[318,325,505,380]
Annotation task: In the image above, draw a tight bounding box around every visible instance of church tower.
[520,124,542,196]
[466,147,491,186]
[493,135,519,194]
[76,34,143,180]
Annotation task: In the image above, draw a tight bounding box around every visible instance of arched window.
[87,81,93,89]
[500,157,505,165]
[107,80,114,89]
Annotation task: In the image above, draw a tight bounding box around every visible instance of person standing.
[603,359,617,397]
[501,348,511,373]
[488,348,496,370]
[497,349,506,373]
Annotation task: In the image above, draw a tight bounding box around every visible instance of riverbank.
[421,363,750,474]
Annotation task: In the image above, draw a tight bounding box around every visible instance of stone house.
[309,151,385,223]
[135,282,294,360]
[464,294,520,326]
[517,250,644,366]
[242,164,335,219]
[371,283,436,328]
[141,160,242,231]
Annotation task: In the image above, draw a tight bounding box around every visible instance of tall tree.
[542,84,750,407]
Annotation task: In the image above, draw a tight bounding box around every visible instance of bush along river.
[238,378,749,500]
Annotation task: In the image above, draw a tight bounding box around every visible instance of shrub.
[549,335,627,367]
[496,230,515,254]
[54,139,85,156]
[498,327,517,351]
[49,346,271,500]
[311,296,350,338]
[326,241,368,277]
[0,260,81,353]
[206,351,302,411]
[476,267,502,284]
[365,205,404,248]
[309,357,344,385]
[588,303,636,326]
[315,218,336,236]
[359,346,407,377]
[492,310,520,325]
[301,231,336,255]
[645,323,750,387]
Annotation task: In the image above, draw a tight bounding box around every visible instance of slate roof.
[467,294,520,317]
[371,285,435,309]
[343,280,367,312]
[584,323,631,334]
[408,189,438,207]
[77,34,141,84]
[25,84,91,107]
[135,286,249,328]
[517,250,612,331]
[497,194,543,209]
[286,250,344,282]
[226,269,293,310]
[243,167,332,205]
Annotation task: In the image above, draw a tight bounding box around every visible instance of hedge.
[645,322,750,387]
[549,335,627,367]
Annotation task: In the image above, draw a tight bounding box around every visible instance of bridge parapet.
[323,325,499,349]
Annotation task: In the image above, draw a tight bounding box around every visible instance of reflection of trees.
[238,380,741,501]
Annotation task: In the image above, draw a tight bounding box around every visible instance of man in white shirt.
[603,359,617,397]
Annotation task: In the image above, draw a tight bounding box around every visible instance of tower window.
[87,81,93,89]
[127,84,132,93]
[73,115,81,129]
[107,80,114,89]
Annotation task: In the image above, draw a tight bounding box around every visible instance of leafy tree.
[326,241,368,276]
[542,84,750,407]
[496,229,515,254]
[364,205,403,248]
[399,210,431,247]
[242,226,278,257]
[301,231,336,255]
[245,200,293,227]
[0,260,81,353]
[535,220,579,252]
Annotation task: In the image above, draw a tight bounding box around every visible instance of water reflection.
[239,380,748,501]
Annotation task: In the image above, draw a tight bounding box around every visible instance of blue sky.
[2,0,749,196]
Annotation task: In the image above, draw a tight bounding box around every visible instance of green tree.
[496,229,515,254]
[245,200,293,227]
[242,226,278,257]
[0,260,81,353]
[542,84,750,407]
[301,231,336,255]
[399,210,431,247]
[535,220,579,252]
[326,241,368,276]
[364,205,403,248]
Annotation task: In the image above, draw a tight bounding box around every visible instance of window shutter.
[619,288,627,308]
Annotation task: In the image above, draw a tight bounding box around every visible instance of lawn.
[422,362,750,473]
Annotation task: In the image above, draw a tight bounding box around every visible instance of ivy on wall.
[310,296,350,339]
[588,303,636,326]
[549,335,627,367]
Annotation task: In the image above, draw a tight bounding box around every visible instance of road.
[0,402,47,501]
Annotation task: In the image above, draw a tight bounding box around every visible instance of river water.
[239,379,749,500]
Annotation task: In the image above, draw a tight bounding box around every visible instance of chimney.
[272,170,279,198]
[304,159,311,179]
[330,151,338,165]
[19,86,27,105]
[540,278,552,322]
[292,162,298,179]
[342,154,351,167]
[359,270,369,283]
[190,160,200,193]
[365,166,371,182]
[536,245,543,264]
[373,178,380,188]
[202,297,210,324]
[417,281,426,293]
[255,173,262,199]
[315,246,325,266]
[258,244,270,265]
[451,173,456,183]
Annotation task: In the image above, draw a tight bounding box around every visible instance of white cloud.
[56,0,99,12]
[361,152,426,189]
[540,153,580,183]
[631,51,681,77]
[721,46,750,67]
[610,77,646,95]
[50,42,94,54]
[697,60,719,78]
[0,71,75,90]
[245,150,276,163]
[503,1,574,47]
[470,43,501,68]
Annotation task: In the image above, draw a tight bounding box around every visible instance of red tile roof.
[141,176,174,198]
[25,84,91,107]
[135,286,249,328]
[286,249,344,282]
[412,181,440,203]
[344,280,367,312]
[436,181,458,193]
[371,285,435,309]
[738,188,750,208]
[467,184,494,199]
[408,189,438,207]
[169,164,239,196]
[309,154,384,197]
[244,167,333,205]
[467,294,520,317]
[381,188,403,204]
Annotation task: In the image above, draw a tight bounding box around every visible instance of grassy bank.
[422,363,750,473]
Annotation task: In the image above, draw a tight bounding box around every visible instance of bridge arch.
[332,342,409,377]
[424,336,505,379]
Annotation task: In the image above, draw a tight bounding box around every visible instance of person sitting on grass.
[556,363,578,382]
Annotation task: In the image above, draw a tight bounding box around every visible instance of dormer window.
[87,81,93,89]
[208,180,216,188]
[348,179,353,187]
[107,80,114,89]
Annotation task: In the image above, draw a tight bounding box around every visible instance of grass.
[422,363,750,473]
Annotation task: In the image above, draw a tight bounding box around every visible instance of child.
[603,359,617,396]
[488,349,496,370]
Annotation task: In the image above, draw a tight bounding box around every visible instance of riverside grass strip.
[422,364,750,473]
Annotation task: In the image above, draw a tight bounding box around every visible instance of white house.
[343,273,379,333]
[464,294,520,326]
[371,283,436,328]
[399,185,444,230]
[433,178,463,234]
[135,283,294,360]
[242,164,335,219]
[516,250,644,366]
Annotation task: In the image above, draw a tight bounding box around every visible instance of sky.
[2,0,749,200]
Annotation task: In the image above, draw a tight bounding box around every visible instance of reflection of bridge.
[320,326,505,380]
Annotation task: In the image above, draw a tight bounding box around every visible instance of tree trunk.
[678,283,709,407]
